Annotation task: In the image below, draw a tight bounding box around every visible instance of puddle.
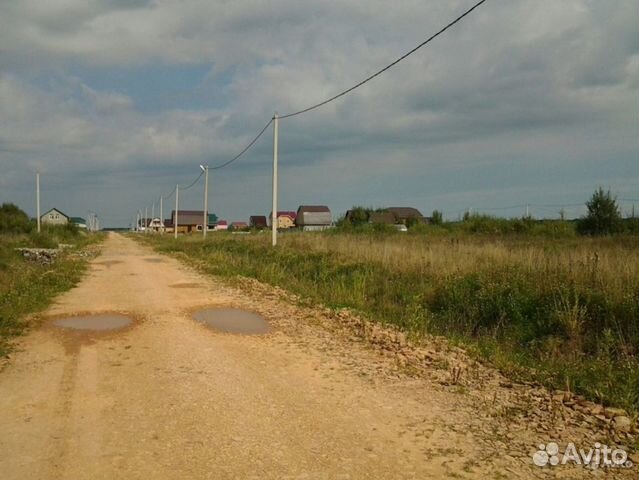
[53,313,132,331]
[95,260,122,267]
[192,308,272,335]
[170,283,202,289]
[144,258,165,263]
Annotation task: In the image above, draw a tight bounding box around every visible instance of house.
[250,215,268,229]
[208,213,218,231]
[229,221,249,231]
[170,210,208,233]
[70,217,87,229]
[269,211,297,229]
[387,207,429,225]
[41,208,69,225]
[147,218,164,232]
[215,220,228,231]
[296,205,331,231]
[369,211,396,225]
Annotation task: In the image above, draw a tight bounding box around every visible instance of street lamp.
[200,165,209,239]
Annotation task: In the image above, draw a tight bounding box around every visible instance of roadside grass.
[0,227,104,356]
[140,231,639,414]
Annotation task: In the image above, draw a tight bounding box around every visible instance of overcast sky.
[1,0,637,227]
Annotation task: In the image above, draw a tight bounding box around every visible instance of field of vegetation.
[0,204,104,357]
[143,224,639,415]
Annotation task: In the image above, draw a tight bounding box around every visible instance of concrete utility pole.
[144,207,148,234]
[174,184,179,240]
[201,165,209,239]
[271,113,279,247]
[159,196,164,233]
[36,172,41,233]
[525,204,530,218]
[151,202,155,230]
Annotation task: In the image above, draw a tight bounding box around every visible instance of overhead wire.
[279,0,488,119]
[210,118,273,170]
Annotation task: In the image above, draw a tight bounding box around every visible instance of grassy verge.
[0,227,105,356]
[140,231,639,414]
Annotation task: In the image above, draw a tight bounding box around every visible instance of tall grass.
[145,231,639,413]
[0,227,104,356]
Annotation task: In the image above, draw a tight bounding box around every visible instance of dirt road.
[0,234,634,479]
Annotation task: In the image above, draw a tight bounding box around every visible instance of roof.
[369,212,396,224]
[42,207,69,219]
[70,217,86,224]
[387,207,423,219]
[216,220,228,226]
[272,211,297,220]
[172,210,205,216]
[250,216,268,226]
[297,205,330,213]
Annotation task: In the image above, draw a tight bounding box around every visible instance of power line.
[279,0,488,119]
[210,118,273,170]
[181,170,204,191]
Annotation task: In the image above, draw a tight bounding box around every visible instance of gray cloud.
[0,0,637,225]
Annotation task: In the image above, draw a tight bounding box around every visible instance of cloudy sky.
[1,0,637,226]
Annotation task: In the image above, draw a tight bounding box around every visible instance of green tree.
[577,188,623,235]
[0,203,32,233]
[346,206,370,226]
[431,210,443,225]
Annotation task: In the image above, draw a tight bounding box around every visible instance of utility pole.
[201,165,209,239]
[525,204,530,218]
[160,196,164,233]
[144,207,148,234]
[36,172,41,233]
[151,202,155,231]
[174,184,179,240]
[271,113,279,247]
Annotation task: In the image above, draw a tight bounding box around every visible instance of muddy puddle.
[53,313,132,331]
[144,258,165,263]
[170,283,202,289]
[95,260,123,267]
[192,308,272,334]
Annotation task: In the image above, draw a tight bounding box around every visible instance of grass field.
[0,226,104,356]
[142,230,639,415]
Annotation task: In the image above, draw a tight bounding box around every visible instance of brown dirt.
[0,233,635,479]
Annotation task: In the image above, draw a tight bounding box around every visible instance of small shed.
[296,205,331,231]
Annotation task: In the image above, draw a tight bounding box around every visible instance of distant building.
[208,213,218,231]
[215,220,228,231]
[369,211,396,225]
[269,211,297,229]
[70,217,87,229]
[170,210,207,233]
[230,221,249,231]
[387,207,429,225]
[296,205,331,231]
[41,208,69,226]
[250,215,268,229]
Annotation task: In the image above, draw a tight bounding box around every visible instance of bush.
[0,203,33,233]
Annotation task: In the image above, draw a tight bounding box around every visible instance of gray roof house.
[41,208,69,225]
[296,205,331,231]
